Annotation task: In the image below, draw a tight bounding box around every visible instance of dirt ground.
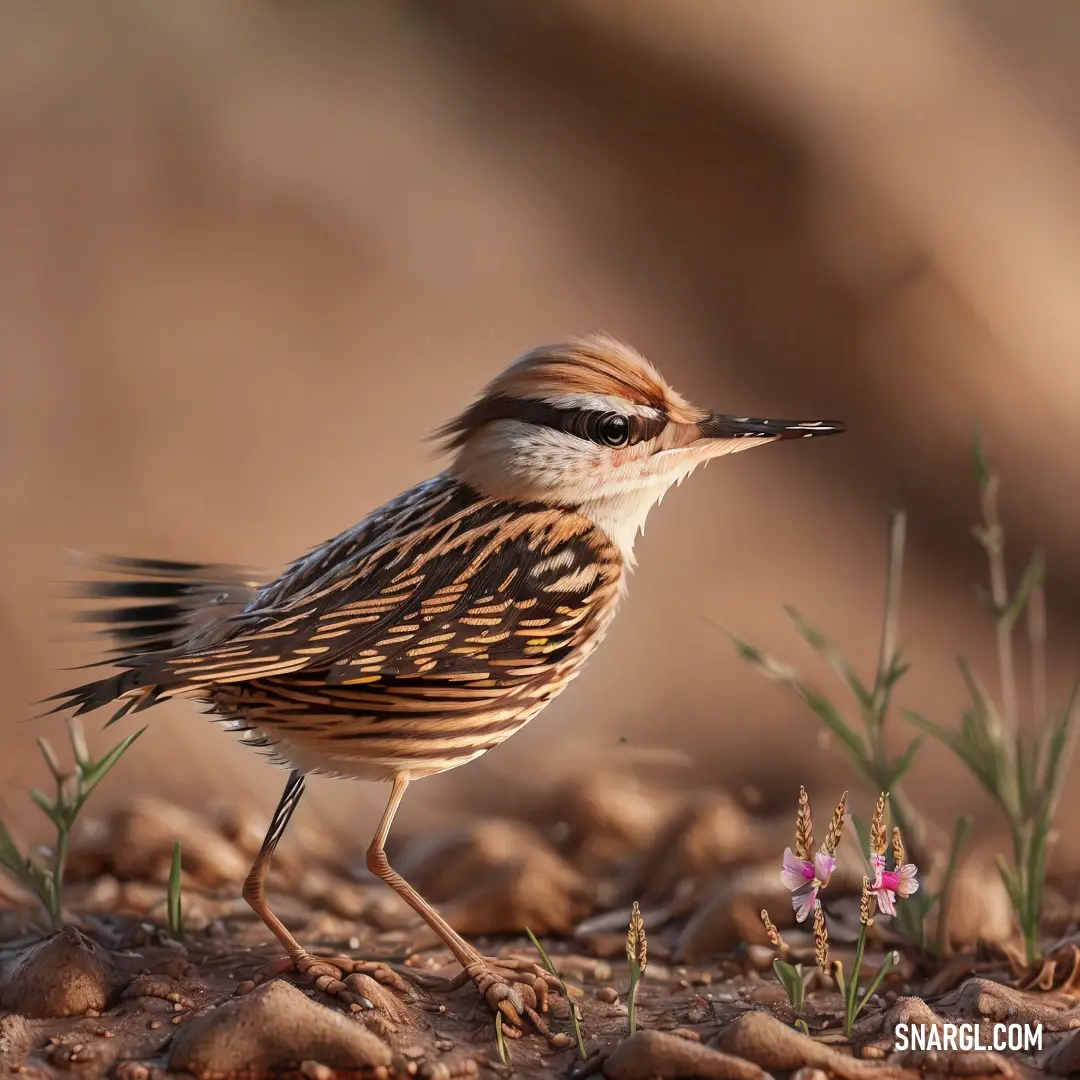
[4,782,1080,1079]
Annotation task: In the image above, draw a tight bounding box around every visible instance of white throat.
[578,470,695,566]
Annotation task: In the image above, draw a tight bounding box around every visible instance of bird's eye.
[595,412,630,447]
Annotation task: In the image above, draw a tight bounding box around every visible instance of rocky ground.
[3,775,1080,1078]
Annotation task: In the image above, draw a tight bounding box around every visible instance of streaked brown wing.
[112,485,622,694]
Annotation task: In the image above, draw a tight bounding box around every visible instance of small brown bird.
[48,333,843,1033]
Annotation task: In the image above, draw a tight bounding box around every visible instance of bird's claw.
[256,951,413,1010]
[436,956,561,1037]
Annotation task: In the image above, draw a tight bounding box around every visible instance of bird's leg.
[366,772,560,1037]
[244,770,410,1006]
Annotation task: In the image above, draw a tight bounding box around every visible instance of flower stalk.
[771,788,916,1039]
[626,901,648,1036]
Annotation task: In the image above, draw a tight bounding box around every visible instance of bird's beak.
[696,414,846,443]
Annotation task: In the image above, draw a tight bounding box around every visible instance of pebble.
[673,1027,701,1041]
[300,1063,334,1080]
[596,986,620,1003]
[746,983,788,1006]
[115,1065,149,1080]
[549,1033,572,1049]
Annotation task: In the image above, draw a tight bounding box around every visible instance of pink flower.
[781,847,837,923]
[871,853,919,917]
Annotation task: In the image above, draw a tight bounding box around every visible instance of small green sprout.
[525,927,586,1060]
[760,908,812,1035]
[167,840,184,941]
[0,718,145,931]
[625,900,647,1036]
[494,1011,510,1066]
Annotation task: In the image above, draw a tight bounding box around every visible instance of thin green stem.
[871,510,905,720]
[50,825,69,932]
[981,476,1020,738]
[843,924,867,1038]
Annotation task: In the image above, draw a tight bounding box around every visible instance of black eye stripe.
[477,396,665,446]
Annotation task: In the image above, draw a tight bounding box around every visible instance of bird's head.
[440,333,844,560]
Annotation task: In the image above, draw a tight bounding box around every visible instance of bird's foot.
[253,951,415,1012]
[427,956,562,1038]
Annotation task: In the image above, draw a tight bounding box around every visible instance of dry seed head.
[760,908,786,952]
[891,825,905,868]
[796,786,813,860]
[823,790,848,854]
[812,902,829,971]
[860,876,875,926]
[627,901,647,973]
[870,792,888,856]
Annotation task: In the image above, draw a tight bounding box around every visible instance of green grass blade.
[168,841,184,940]
[36,738,63,780]
[853,951,898,1023]
[525,927,586,1059]
[794,685,869,768]
[887,738,923,787]
[66,717,91,772]
[783,606,873,710]
[79,728,147,801]
[494,1011,510,1066]
[28,789,63,828]
[904,710,997,794]
[771,959,806,1014]
[0,820,35,891]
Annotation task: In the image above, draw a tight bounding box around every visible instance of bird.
[46,332,844,1035]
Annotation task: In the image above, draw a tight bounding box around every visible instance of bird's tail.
[41,553,265,725]
[65,553,264,658]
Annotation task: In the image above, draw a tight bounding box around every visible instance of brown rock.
[394,818,591,935]
[934,977,1080,1031]
[0,926,117,1018]
[940,853,1014,949]
[713,1012,916,1079]
[1043,1025,1080,1074]
[169,979,393,1076]
[544,768,677,869]
[678,866,792,962]
[603,1029,770,1080]
[0,1013,31,1063]
[100,796,251,887]
[631,792,757,905]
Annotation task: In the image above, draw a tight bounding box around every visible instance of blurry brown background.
[3,1,1080,870]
